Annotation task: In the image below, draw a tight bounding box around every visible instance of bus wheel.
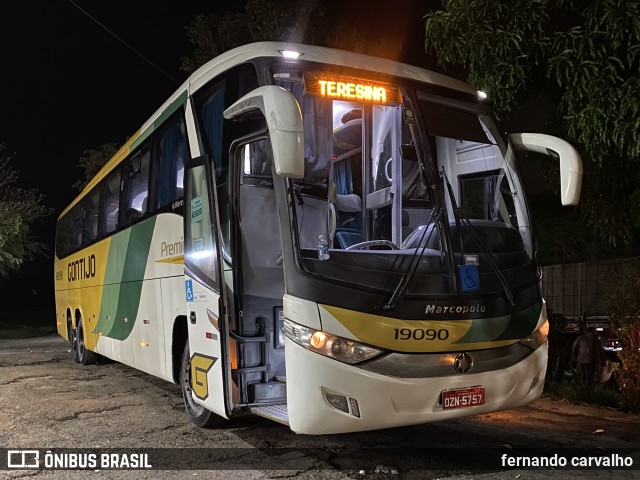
[180,340,224,428]
[68,317,79,363]
[76,318,99,365]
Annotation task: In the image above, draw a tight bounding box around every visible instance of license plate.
[441,386,485,410]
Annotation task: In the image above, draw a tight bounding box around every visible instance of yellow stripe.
[53,238,112,351]
[320,304,516,353]
[155,255,185,264]
[59,130,143,218]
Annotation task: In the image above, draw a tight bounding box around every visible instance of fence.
[542,257,640,318]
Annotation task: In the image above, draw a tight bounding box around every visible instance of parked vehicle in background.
[547,313,620,383]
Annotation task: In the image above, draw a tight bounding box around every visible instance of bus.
[54,42,583,434]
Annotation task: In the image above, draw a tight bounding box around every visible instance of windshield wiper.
[382,206,443,311]
[441,169,516,306]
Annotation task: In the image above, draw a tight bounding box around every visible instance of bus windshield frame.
[263,61,537,304]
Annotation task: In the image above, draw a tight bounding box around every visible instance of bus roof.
[60,42,475,218]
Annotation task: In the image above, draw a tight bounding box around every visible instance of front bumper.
[285,338,547,434]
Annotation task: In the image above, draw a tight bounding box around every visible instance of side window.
[195,63,259,179]
[194,64,260,264]
[460,170,517,225]
[69,205,84,251]
[185,163,219,291]
[56,214,72,258]
[241,139,273,185]
[197,86,226,176]
[121,146,150,226]
[153,114,188,210]
[100,169,121,235]
[82,189,100,246]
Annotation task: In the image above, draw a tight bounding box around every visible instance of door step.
[250,404,289,425]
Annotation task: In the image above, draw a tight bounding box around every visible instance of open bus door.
[183,154,232,426]
[180,86,304,428]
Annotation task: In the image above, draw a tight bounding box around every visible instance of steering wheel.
[345,240,399,251]
[328,202,336,244]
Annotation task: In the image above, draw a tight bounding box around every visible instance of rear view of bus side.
[54,42,582,434]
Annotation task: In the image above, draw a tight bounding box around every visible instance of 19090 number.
[393,328,449,341]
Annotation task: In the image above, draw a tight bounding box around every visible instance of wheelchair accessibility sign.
[185,279,206,302]
[185,280,194,302]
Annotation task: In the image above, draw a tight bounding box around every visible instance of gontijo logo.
[67,254,96,282]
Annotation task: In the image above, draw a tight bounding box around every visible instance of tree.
[74,142,120,191]
[0,145,51,278]
[608,269,640,411]
[180,0,328,73]
[180,0,402,74]
[423,0,640,252]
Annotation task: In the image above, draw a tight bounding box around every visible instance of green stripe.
[153,90,188,129]
[495,302,542,340]
[130,90,188,152]
[454,314,511,344]
[95,217,157,340]
[453,302,543,345]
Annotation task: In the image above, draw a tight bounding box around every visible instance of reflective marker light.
[477,90,488,100]
[349,398,361,418]
[284,319,385,364]
[279,50,301,60]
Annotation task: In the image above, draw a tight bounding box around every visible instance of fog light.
[326,393,349,413]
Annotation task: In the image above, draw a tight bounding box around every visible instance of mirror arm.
[223,86,304,179]
[510,133,583,206]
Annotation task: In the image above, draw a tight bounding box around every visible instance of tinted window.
[100,169,121,235]
[153,114,188,210]
[82,189,100,246]
[121,147,150,227]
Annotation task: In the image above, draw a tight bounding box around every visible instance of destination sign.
[305,73,397,104]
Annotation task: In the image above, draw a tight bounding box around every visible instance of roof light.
[279,50,301,60]
[477,90,488,100]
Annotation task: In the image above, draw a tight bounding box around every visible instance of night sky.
[0,0,440,310]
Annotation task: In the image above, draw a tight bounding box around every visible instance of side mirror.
[509,133,583,206]
[224,85,304,179]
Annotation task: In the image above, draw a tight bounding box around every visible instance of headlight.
[284,319,385,364]
[518,320,549,350]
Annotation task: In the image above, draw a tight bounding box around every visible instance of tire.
[68,317,79,363]
[76,317,100,365]
[180,340,224,428]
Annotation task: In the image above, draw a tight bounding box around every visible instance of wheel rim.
[182,353,206,417]
[69,322,78,359]
[77,320,85,360]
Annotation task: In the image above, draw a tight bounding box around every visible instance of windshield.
[271,67,536,299]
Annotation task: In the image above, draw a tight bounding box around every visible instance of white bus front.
[184,47,581,434]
